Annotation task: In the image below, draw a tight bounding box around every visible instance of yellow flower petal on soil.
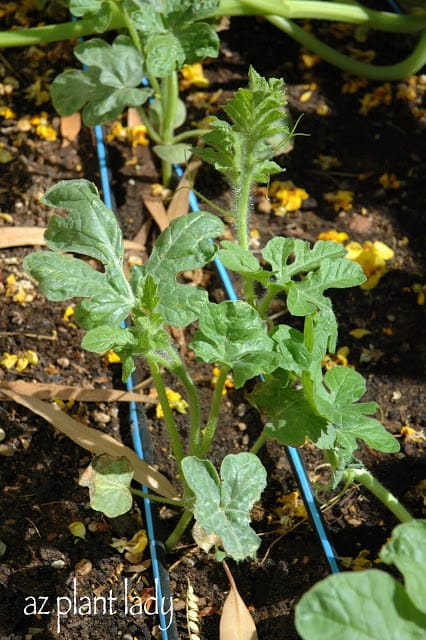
[359,83,392,115]
[156,387,188,418]
[317,229,348,243]
[300,52,321,68]
[69,521,87,540]
[349,328,372,339]
[0,212,13,223]
[1,352,18,369]
[340,549,373,571]
[111,529,148,554]
[345,240,394,289]
[129,124,149,147]
[179,63,210,91]
[106,349,121,364]
[0,106,16,119]
[411,283,426,305]
[322,346,352,370]
[270,180,309,216]
[379,172,400,190]
[16,350,38,372]
[324,190,353,212]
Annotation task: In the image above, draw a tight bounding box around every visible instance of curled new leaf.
[190,300,279,387]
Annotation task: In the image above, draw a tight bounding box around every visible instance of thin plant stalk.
[199,365,230,458]
[165,509,194,552]
[160,71,179,186]
[346,467,413,523]
[146,354,185,466]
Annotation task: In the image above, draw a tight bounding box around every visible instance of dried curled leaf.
[220,561,258,640]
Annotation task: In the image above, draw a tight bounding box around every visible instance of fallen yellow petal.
[349,328,372,339]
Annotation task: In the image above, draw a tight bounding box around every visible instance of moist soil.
[0,8,425,640]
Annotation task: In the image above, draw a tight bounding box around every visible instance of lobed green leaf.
[131,211,224,327]
[182,453,267,561]
[190,301,279,387]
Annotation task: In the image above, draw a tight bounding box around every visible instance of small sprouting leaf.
[190,301,279,387]
[195,67,291,188]
[271,324,311,375]
[153,142,192,164]
[81,326,137,354]
[314,366,399,453]
[131,211,224,327]
[295,569,426,640]
[51,36,151,126]
[247,370,328,446]
[79,454,134,518]
[380,520,426,614]
[182,453,267,561]
[217,241,269,282]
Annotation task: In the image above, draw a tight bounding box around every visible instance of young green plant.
[24,69,411,566]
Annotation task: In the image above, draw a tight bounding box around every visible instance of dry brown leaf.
[127,107,142,128]
[142,192,170,232]
[166,157,202,223]
[0,227,144,251]
[0,381,153,404]
[1,388,179,501]
[60,113,81,147]
[220,561,258,640]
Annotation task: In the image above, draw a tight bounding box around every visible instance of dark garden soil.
[0,6,425,640]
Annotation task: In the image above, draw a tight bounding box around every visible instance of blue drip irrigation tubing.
[93,124,176,639]
[174,167,340,575]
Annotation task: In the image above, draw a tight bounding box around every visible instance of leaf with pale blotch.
[79,454,134,518]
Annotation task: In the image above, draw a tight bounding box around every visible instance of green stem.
[266,15,426,80]
[130,487,184,507]
[250,428,268,455]
[172,128,210,143]
[257,286,280,319]
[0,10,126,47]
[238,0,426,33]
[346,467,413,523]
[160,71,179,186]
[234,166,256,305]
[165,508,194,551]
[198,365,229,458]
[146,354,185,466]
[170,356,203,455]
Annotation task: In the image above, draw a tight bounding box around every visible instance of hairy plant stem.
[146,354,184,466]
[234,164,256,305]
[160,71,179,187]
[345,467,413,523]
[165,508,194,552]
[198,365,230,458]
